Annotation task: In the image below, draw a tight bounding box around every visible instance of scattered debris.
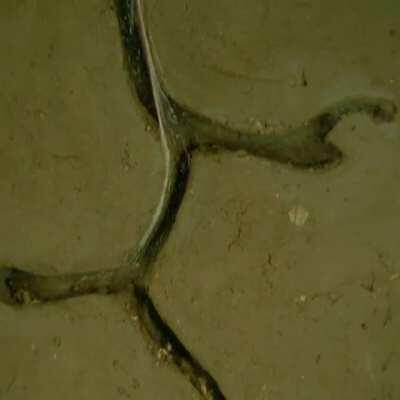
[121,143,137,171]
[156,342,172,364]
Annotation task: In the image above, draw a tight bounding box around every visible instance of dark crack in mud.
[0,0,397,399]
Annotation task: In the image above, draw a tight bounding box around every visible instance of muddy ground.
[0,0,399,399]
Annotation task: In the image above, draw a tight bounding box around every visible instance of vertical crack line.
[134,286,226,400]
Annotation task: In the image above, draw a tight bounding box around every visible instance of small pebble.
[288,205,309,227]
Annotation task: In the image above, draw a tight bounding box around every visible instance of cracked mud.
[1,1,399,399]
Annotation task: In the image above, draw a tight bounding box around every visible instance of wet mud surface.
[1,0,400,399]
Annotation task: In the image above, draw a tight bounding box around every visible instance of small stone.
[254,120,263,132]
[389,273,399,281]
[288,205,309,227]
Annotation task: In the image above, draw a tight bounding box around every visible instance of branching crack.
[0,0,397,398]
